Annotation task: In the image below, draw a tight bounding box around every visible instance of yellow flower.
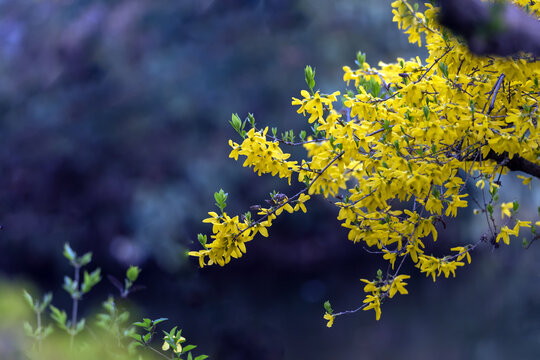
[388,275,410,298]
[293,193,311,213]
[496,226,514,245]
[323,312,335,328]
[517,175,531,189]
[500,202,513,219]
[362,294,382,320]
[450,246,471,264]
[475,179,485,189]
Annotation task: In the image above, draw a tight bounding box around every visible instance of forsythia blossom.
[194,0,540,324]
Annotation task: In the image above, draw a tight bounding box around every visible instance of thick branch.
[484,150,540,179]
[437,0,540,57]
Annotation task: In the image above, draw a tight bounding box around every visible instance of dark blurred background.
[1,0,539,359]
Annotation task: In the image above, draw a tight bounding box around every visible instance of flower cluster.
[189,193,311,268]
[195,0,540,324]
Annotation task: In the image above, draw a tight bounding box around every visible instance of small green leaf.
[197,233,208,248]
[42,325,54,339]
[168,326,178,338]
[126,266,141,282]
[23,321,34,337]
[214,189,228,212]
[323,300,333,314]
[23,290,35,310]
[63,243,76,262]
[142,333,151,343]
[82,268,101,294]
[248,113,256,127]
[423,105,430,120]
[50,305,67,330]
[78,252,92,266]
[118,311,130,324]
[183,345,197,353]
[356,51,366,68]
[63,276,77,296]
[304,65,316,92]
[195,355,209,360]
[75,319,86,333]
[152,318,168,326]
[438,62,448,78]
[40,292,53,312]
[128,333,142,342]
[230,113,241,131]
[513,201,519,212]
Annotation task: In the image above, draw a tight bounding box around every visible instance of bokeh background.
[1,0,539,359]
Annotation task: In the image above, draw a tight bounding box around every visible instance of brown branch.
[484,150,540,179]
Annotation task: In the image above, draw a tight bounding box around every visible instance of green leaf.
[423,105,430,120]
[118,311,130,324]
[214,189,228,212]
[39,292,53,312]
[168,326,178,338]
[356,51,366,68]
[128,333,142,342]
[513,201,519,212]
[300,130,306,141]
[323,300,333,314]
[126,266,141,282]
[102,297,115,313]
[438,62,448,78]
[23,290,35,310]
[75,318,86,333]
[142,333,151,343]
[50,305,67,330]
[195,355,209,360]
[63,243,76,262]
[197,234,208,248]
[248,113,256,127]
[152,318,168,326]
[42,325,54,339]
[63,276,77,296]
[230,113,242,131]
[23,321,34,337]
[78,252,92,266]
[183,345,197,353]
[304,65,316,92]
[187,352,193,360]
[82,268,101,294]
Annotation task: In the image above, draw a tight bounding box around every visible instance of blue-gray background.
[1,0,539,359]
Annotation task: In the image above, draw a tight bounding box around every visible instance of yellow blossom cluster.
[359,275,410,320]
[229,127,298,184]
[189,193,311,267]
[195,0,540,324]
